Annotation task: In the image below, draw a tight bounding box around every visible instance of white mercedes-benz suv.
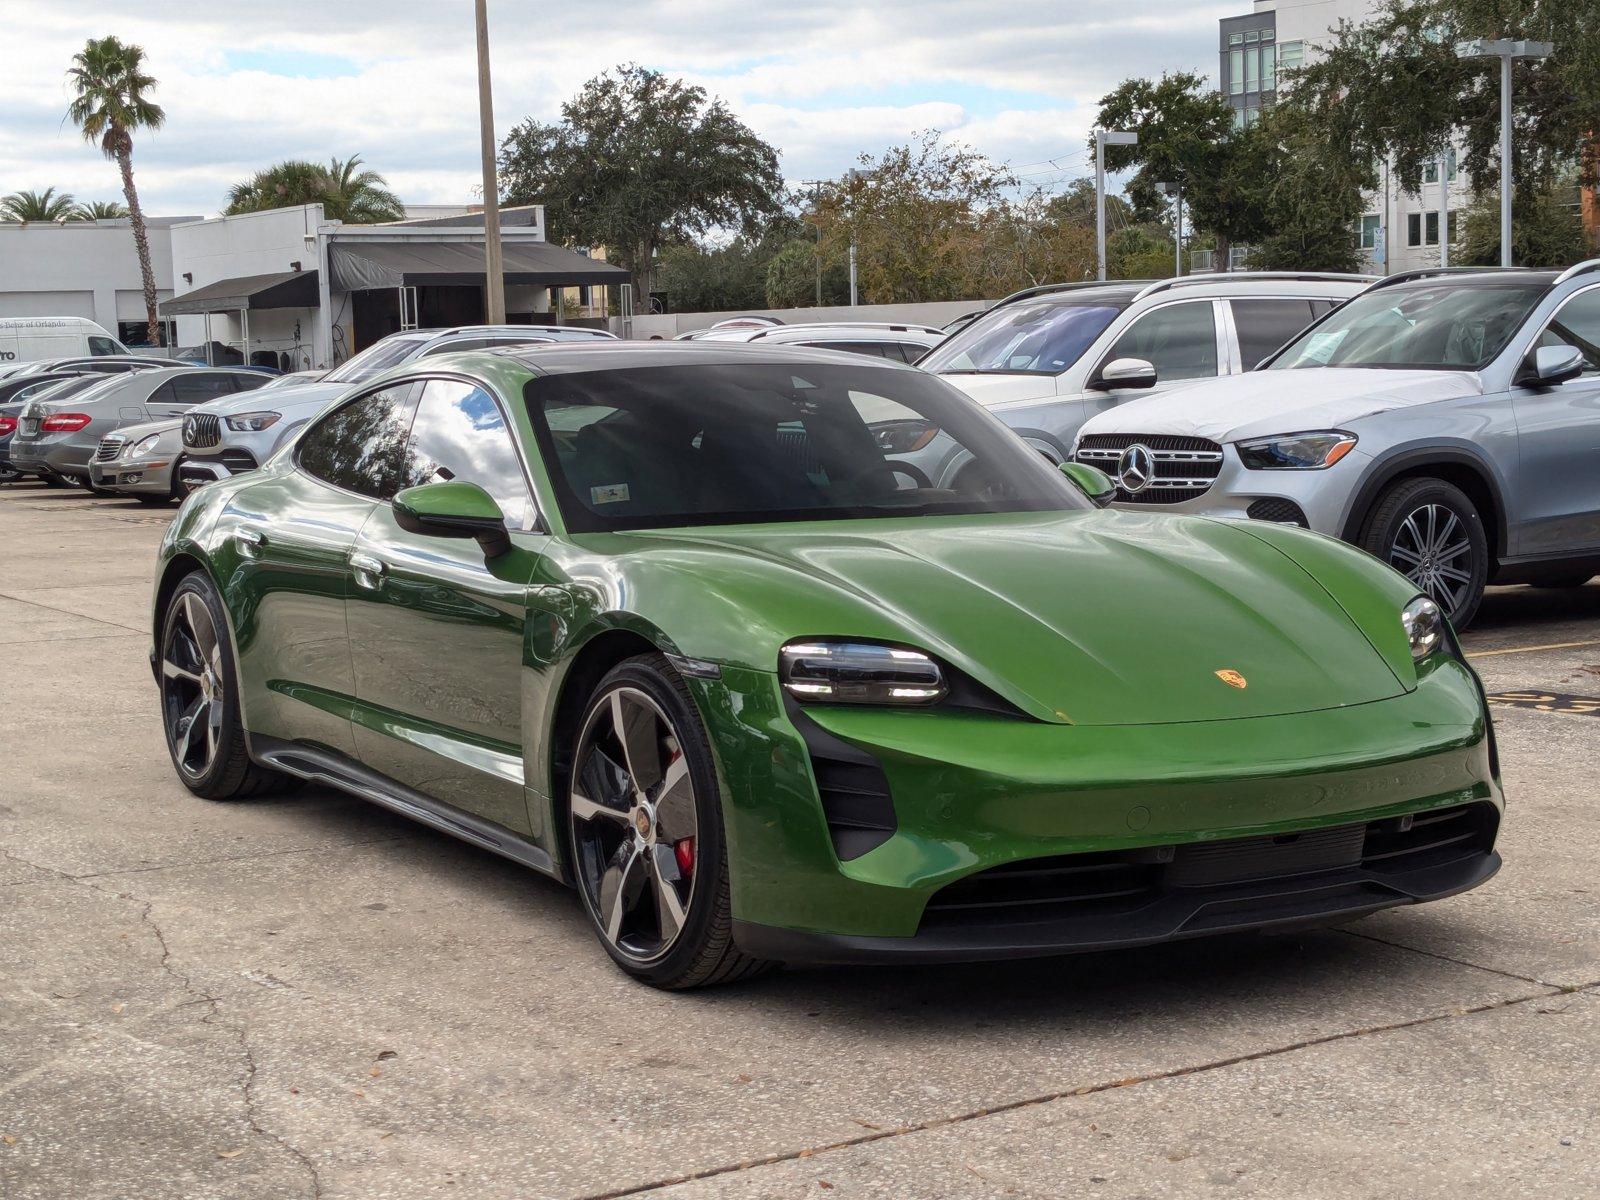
[1074,263,1600,627]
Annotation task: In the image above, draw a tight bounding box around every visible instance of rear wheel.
[567,654,772,989]
[1360,477,1488,629]
[158,572,292,800]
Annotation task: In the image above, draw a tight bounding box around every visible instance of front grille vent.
[93,436,126,463]
[1246,498,1309,526]
[184,413,221,449]
[786,700,896,861]
[1075,433,1224,505]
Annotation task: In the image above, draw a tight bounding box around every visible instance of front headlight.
[780,640,947,705]
[224,411,282,432]
[128,434,163,457]
[1236,431,1357,470]
[1402,595,1445,661]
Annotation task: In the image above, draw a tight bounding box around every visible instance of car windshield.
[25,375,113,406]
[325,336,427,384]
[526,361,1091,532]
[919,301,1123,376]
[1269,280,1549,371]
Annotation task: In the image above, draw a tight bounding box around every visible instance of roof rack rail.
[988,280,1156,312]
[747,321,947,339]
[1132,272,1378,302]
[1553,258,1600,285]
[1361,266,1532,293]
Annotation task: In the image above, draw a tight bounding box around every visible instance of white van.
[0,317,130,367]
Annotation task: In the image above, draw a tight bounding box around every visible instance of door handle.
[350,551,387,590]
[233,527,265,558]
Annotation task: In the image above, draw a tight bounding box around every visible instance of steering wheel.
[840,461,932,494]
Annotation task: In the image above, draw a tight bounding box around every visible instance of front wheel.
[158,572,292,800]
[567,654,772,989]
[1360,477,1488,629]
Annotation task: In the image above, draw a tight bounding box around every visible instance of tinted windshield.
[526,362,1090,532]
[1269,281,1548,371]
[325,336,427,384]
[920,302,1122,375]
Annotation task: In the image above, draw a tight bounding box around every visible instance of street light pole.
[1157,180,1182,276]
[474,0,506,324]
[1454,38,1553,267]
[1094,129,1138,281]
[1438,149,1451,269]
[846,168,861,307]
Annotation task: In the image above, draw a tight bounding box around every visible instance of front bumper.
[90,456,174,493]
[696,658,1500,963]
[1109,445,1368,535]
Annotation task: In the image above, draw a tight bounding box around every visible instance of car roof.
[477,339,919,376]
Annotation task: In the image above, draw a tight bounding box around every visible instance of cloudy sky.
[0,0,1234,218]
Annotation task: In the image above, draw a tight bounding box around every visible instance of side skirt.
[251,735,562,882]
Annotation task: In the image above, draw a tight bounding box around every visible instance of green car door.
[344,376,543,835]
[218,380,421,757]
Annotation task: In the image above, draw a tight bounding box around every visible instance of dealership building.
[0,204,628,370]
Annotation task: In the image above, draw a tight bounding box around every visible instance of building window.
[1407,211,1457,247]
[1359,214,1382,250]
[1230,48,1244,94]
[1423,152,1458,184]
[1279,41,1304,70]
[1244,45,1259,91]
[118,319,174,348]
[1229,32,1243,45]
[1261,49,1276,91]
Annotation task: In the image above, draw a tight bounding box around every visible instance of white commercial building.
[1217,0,1461,274]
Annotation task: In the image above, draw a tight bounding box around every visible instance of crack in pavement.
[0,588,146,634]
[572,982,1598,1200]
[127,893,324,1200]
[1338,927,1565,989]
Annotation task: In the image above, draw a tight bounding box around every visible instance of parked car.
[2,354,173,380]
[1072,262,1600,627]
[152,341,1500,988]
[674,316,784,340]
[9,367,269,489]
[0,402,25,483]
[0,375,126,485]
[0,316,129,367]
[919,273,1373,468]
[256,369,327,391]
[88,415,188,503]
[694,321,946,362]
[178,324,619,488]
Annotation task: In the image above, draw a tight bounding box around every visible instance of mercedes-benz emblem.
[183,415,197,443]
[1116,443,1155,494]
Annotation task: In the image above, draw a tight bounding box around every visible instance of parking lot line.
[1466,638,1600,659]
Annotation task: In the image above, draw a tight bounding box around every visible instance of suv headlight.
[129,433,162,457]
[1236,431,1357,470]
[224,411,282,432]
[780,640,947,705]
[1402,595,1445,661]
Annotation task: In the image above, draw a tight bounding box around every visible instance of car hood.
[589,509,1410,726]
[1077,368,1484,443]
[937,373,1058,408]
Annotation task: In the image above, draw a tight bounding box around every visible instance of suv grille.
[183,413,221,449]
[920,801,1497,931]
[93,435,126,463]
[1075,433,1223,505]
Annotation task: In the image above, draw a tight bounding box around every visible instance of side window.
[1536,290,1600,375]
[87,336,119,356]
[1102,302,1219,382]
[147,380,178,407]
[297,383,419,499]
[229,372,269,393]
[421,337,493,356]
[893,342,931,363]
[399,379,533,525]
[164,374,243,406]
[1230,299,1317,370]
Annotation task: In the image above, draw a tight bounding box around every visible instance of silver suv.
[1073,262,1600,627]
[180,324,616,487]
[694,321,946,362]
[920,273,1372,471]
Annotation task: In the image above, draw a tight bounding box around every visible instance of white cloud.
[0,0,1234,214]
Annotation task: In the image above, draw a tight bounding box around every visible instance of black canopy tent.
[160,270,321,365]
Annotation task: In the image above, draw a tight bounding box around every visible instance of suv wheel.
[1360,477,1488,629]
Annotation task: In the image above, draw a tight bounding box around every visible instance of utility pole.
[475,0,506,323]
[1094,129,1138,281]
[1455,38,1553,267]
[846,168,861,307]
[1438,149,1451,268]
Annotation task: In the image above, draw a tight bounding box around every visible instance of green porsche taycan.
[151,343,1502,987]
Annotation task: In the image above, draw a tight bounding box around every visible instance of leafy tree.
[66,35,165,346]
[1288,0,1600,199]
[1,187,77,222]
[500,65,784,299]
[73,199,129,220]
[764,238,851,308]
[1245,106,1367,271]
[225,156,403,223]
[1459,177,1587,266]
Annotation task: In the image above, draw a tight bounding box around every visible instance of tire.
[157,572,293,800]
[40,472,69,489]
[1359,477,1489,629]
[566,652,774,989]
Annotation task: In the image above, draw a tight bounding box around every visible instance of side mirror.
[1092,357,1158,391]
[1059,461,1116,508]
[1516,344,1585,389]
[393,480,512,558]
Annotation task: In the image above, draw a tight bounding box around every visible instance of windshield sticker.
[591,483,631,505]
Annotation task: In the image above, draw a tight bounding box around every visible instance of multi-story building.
[1216,0,1462,274]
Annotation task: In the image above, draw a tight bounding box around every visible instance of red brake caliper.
[666,749,694,875]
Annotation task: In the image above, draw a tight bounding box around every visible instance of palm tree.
[66,36,165,346]
[73,199,130,221]
[224,155,404,224]
[1,187,78,222]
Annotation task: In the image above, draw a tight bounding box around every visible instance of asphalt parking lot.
[2,481,1597,1200]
